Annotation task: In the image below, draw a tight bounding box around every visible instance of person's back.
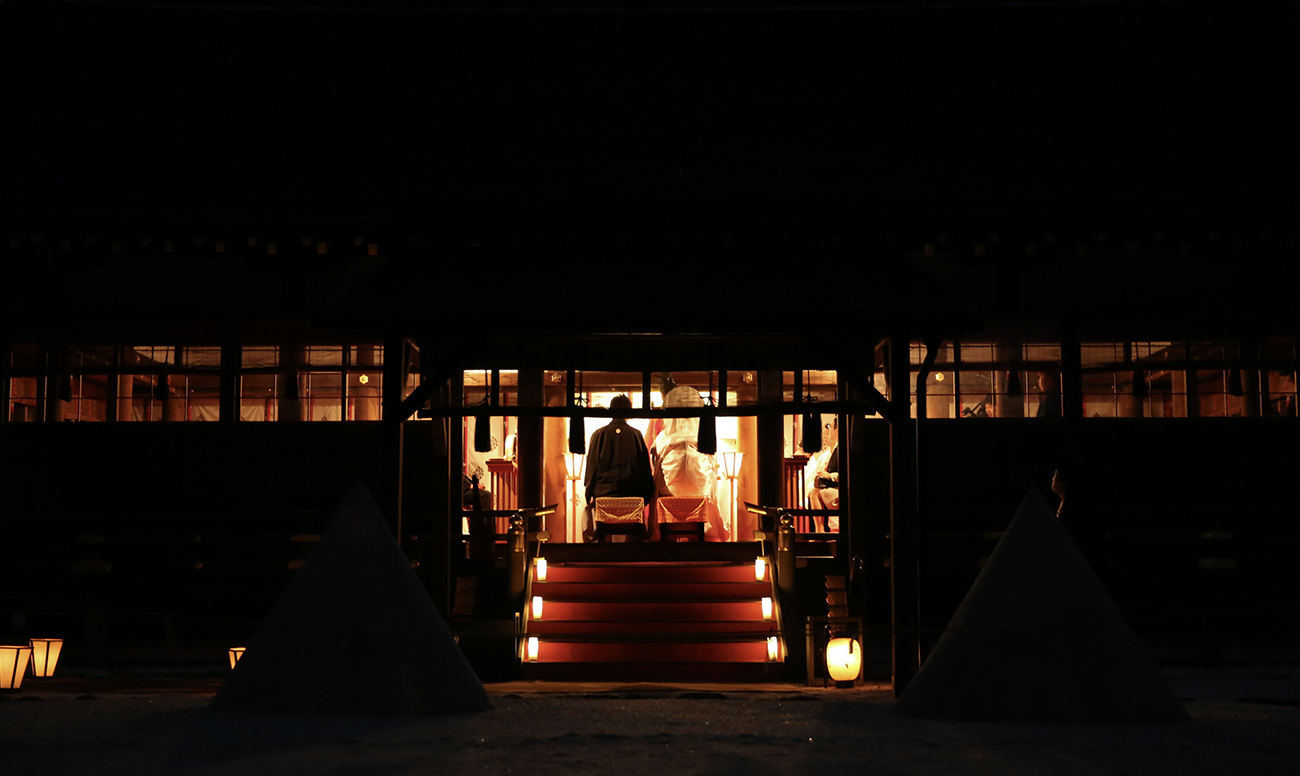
[584,395,655,504]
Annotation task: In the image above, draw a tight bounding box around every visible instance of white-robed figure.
[803,416,840,532]
[650,385,730,541]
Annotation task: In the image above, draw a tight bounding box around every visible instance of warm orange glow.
[767,636,779,662]
[358,374,369,385]
[755,557,767,581]
[535,558,548,581]
[532,596,544,620]
[826,637,862,683]
[228,647,245,669]
[527,636,539,662]
[28,639,62,678]
[761,597,772,620]
[0,646,32,689]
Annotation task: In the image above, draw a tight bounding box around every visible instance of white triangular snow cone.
[895,489,1186,723]
[209,482,490,715]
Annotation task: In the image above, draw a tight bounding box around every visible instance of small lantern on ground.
[535,557,548,581]
[767,636,779,662]
[755,556,767,581]
[531,596,544,620]
[761,597,772,620]
[28,638,63,678]
[1,645,33,690]
[527,637,539,662]
[826,637,862,688]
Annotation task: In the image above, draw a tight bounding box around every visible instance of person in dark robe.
[1036,371,1062,418]
[583,394,655,541]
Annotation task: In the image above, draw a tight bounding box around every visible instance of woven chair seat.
[594,497,646,523]
[657,496,708,523]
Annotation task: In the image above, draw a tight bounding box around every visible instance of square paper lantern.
[1,646,33,690]
[29,638,63,678]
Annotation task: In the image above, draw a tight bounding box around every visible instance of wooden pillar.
[44,345,65,423]
[887,333,921,697]
[1241,339,1261,418]
[380,335,406,542]
[116,374,134,422]
[220,337,240,423]
[994,339,1024,418]
[1119,341,1143,418]
[439,369,465,614]
[836,373,852,551]
[1060,327,1084,422]
[354,344,381,421]
[517,369,544,509]
[280,343,304,422]
[757,371,784,509]
[164,347,186,422]
[0,338,9,423]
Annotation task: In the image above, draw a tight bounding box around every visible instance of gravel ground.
[3,669,1299,776]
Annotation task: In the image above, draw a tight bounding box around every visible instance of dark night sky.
[3,1,1297,219]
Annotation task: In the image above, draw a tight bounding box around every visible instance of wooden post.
[994,339,1024,418]
[0,338,10,423]
[757,371,784,509]
[512,369,544,606]
[280,343,304,422]
[380,335,406,543]
[1060,327,1084,422]
[116,374,134,422]
[220,337,240,423]
[888,333,921,696]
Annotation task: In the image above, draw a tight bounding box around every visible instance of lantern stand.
[804,615,865,688]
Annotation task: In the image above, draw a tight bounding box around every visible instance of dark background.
[4,1,1297,221]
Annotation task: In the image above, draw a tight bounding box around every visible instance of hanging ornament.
[568,397,586,454]
[473,414,493,452]
[474,371,493,452]
[697,397,717,455]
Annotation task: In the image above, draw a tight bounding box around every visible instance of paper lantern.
[28,638,62,678]
[1,646,32,690]
[755,557,767,582]
[527,636,539,662]
[767,637,779,662]
[535,557,548,581]
[228,647,245,669]
[826,637,862,687]
[720,451,744,479]
[761,597,772,620]
[532,596,544,620]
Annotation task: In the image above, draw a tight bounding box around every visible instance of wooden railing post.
[508,510,528,607]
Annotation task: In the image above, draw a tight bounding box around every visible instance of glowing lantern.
[755,557,767,581]
[228,647,245,669]
[28,638,63,678]
[527,636,539,662]
[767,636,779,662]
[1,646,32,690]
[761,597,772,620]
[535,558,548,581]
[532,596,544,620]
[826,637,862,687]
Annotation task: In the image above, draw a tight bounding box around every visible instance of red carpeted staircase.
[520,543,783,682]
